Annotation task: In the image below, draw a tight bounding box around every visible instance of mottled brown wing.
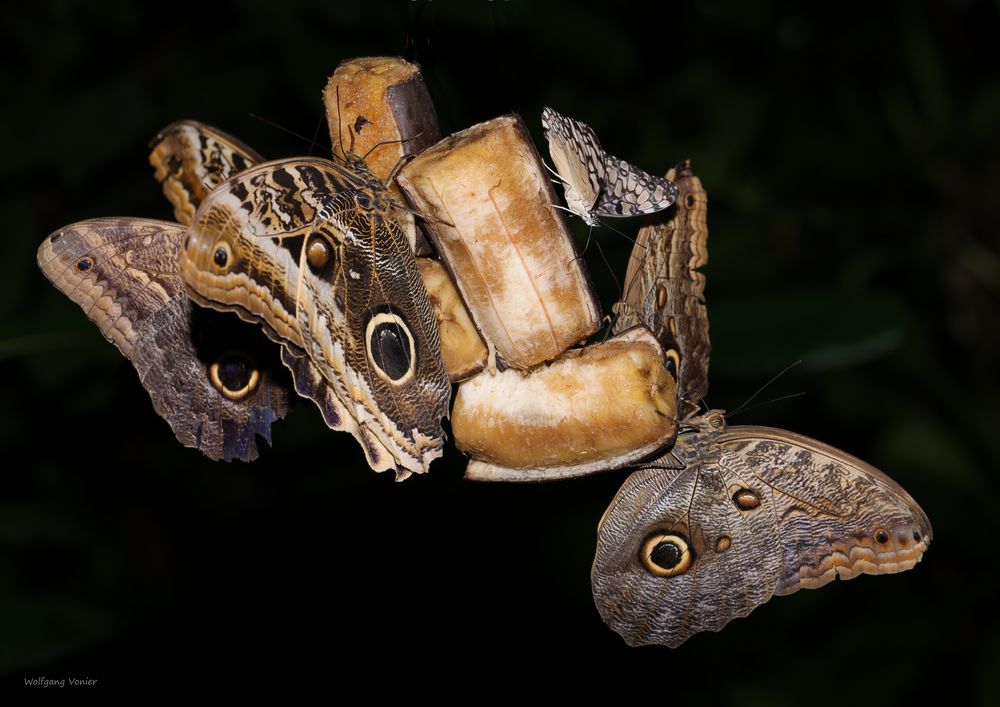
[592,413,931,647]
[613,160,709,416]
[37,218,290,461]
[150,120,264,226]
[180,158,451,479]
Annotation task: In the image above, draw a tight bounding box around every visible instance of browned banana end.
[417,257,487,381]
[455,327,679,481]
[326,56,440,255]
[397,114,601,370]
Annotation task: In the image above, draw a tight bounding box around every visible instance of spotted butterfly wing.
[541,107,679,226]
[592,412,932,647]
[612,160,709,417]
[150,120,265,226]
[37,218,290,461]
[179,157,451,479]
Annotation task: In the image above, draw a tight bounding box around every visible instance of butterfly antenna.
[726,392,808,421]
[333,84,350,163]
[364,133,425,167]
[248,113,333,153]
[726,360,804,419]
[573,223,596,260]
[602,220,642,248]
[591,238,621,296]
[307,112,325,157]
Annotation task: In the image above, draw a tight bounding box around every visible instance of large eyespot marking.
[76,257,93,272]
[716,535,732,552]
[873,529,890,545]
[365,308,416,385]
[685,194,696,208]
[209,351,260,401]
[213,242,231,270]
[641,532,694,577]
[732,487,761,511]
[306,235,331,271]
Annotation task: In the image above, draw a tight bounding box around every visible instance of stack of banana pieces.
[38,56,930,648]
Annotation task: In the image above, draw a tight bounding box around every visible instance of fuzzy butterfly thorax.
[179,156,451,478]
[541,107,680,227]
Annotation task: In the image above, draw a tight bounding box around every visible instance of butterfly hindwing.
[592,413,932,648]
[37,217,290,461]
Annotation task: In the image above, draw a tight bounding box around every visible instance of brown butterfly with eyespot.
[594,161,931,647]
[40,119,452,477]
[37,216,290,461]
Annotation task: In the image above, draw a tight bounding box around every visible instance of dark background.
[2,0,997,701]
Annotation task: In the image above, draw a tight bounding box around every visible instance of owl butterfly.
[37,217,290,461]
[541,107,679,227]
[155,125,451,479]
[173,149,451,478]
[594,161,931,647]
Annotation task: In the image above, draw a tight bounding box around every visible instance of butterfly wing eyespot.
[365,308,416,385]
[76,256,93,272]
[731,486,762,511]
[209,351,260,401]
[655,284,668,310]
[874,529,890,544]
[306,235,332,270]
[213,243,231,270]
[640,532,694,577]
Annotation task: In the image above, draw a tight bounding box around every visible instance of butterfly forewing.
[150,120,265,227]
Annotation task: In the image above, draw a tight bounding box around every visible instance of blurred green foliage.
[1,0,997,702]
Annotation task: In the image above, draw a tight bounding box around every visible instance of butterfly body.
[541,107,679,226]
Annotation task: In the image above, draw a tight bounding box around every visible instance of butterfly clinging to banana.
[541,107,680,227]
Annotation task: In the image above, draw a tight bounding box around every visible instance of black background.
[3,1,998,701]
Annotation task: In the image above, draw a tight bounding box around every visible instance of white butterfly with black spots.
[541,107,679,227]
